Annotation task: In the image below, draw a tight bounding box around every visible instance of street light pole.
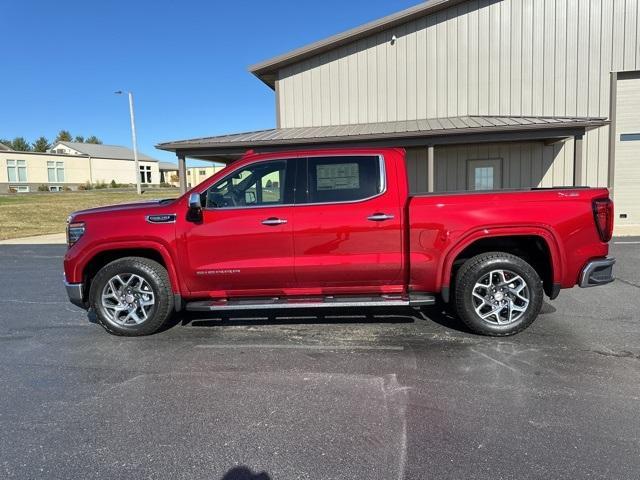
[115,90,141,195]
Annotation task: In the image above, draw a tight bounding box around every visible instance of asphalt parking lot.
[1,241,639,480]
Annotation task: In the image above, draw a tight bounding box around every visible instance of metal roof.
[157,116,607,154]
[250,0,466,88]
[54,141,159,162]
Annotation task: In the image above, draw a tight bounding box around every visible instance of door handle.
[262,217,288,226]
[367,213,395,222]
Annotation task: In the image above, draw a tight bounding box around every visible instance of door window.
[467,159,502,191]
[203,159,293,208]
[303,156,383,203]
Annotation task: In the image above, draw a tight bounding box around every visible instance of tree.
[32,136,51,152]
[74,135,85,143]
[85,136,102,144]
[55,130,72,143]
[10,137,31,151]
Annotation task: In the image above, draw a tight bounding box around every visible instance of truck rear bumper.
[65,280,86,309]
[579,257,615,288]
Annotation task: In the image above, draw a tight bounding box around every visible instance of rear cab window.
[303,155,384,204]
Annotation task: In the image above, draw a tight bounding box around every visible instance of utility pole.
[115,90,142,194]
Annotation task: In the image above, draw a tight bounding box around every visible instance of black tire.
[89,257,174,336]
[454,252,543,336]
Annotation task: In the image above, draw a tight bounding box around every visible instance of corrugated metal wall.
[405,142,574,193]
[278,0,640,188]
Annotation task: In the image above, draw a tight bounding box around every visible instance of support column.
[573,134,584,186]
[427,145,435,193]
[178,154,187,194]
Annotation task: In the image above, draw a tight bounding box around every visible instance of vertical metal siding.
[277,0,640,187]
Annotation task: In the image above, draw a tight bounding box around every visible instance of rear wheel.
[89,257,174,336]
[454,252,543,336]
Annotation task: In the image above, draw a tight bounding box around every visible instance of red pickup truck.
[64,148,615,337]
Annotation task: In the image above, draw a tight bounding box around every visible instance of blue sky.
[1,0,420,165]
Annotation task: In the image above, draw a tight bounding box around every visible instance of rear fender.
[439,226,564,292]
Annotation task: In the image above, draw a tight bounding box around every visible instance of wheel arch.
[80,243,181,303]
[441,229,562,301]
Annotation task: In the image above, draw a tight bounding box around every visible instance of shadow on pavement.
[220,466,271,480]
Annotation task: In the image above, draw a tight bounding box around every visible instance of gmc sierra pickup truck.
[64,148,615,337]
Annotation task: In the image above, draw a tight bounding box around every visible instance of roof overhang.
[156,116,608,160]
[250,0,467,88]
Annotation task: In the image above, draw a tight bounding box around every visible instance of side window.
[204,160,292,208]
[306,156,382,203]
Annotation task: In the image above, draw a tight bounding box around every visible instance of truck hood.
[70,199,174,219]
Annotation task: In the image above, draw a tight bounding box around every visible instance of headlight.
[67,221,85,248]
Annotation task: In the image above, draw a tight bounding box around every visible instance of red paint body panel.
[63,147,611,304]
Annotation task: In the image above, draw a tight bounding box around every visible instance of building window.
[620,133,640,141]
[47,161,64,182]
[10,185,30,193]
[7,159,27,182]
[467,159,503,191]
[49,186,63,192]
[140,165,152,184]
[199,170,206,176]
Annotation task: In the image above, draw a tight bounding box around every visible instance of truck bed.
[406,187,611,294]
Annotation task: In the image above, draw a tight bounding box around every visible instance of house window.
[10,185,30,193]
[620,133,640,141]
[467,159,502,191]
[139,165,152,184]
[49,186,63,192]
[47,161,64,182]
[7,159,27,182]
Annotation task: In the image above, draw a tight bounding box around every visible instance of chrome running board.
[186,293,436,312]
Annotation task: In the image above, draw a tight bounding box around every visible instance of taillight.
[592,198,613,242]
[67,221,86,247]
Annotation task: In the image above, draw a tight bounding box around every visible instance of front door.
[182,159,297,296]
[292,154,404,290]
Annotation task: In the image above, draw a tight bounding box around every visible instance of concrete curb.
[0,233,66,245]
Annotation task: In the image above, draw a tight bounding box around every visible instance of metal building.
[158,0,640,233]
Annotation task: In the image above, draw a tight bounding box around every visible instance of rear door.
[292,154,404,290]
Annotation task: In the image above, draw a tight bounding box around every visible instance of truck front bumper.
[579,257,615,288]
[65,280,86,309]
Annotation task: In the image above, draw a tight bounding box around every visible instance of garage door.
[614,72,640,226]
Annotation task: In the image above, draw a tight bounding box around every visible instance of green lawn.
[0,189,180,240]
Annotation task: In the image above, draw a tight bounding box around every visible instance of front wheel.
[454,252,543,336]
[89,257,174,336]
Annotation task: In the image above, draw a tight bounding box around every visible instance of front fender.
[64,239,182,294]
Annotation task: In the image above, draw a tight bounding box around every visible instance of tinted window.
[305,156,382,203]
[204,160,293,208]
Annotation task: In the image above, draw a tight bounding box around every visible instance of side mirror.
[187,193,203,222]
[188,193,202,210]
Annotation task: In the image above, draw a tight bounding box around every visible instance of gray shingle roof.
[56,142,159,162]
[158,161,178,171]
[0,142,11,151]
[157,116,608,153]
